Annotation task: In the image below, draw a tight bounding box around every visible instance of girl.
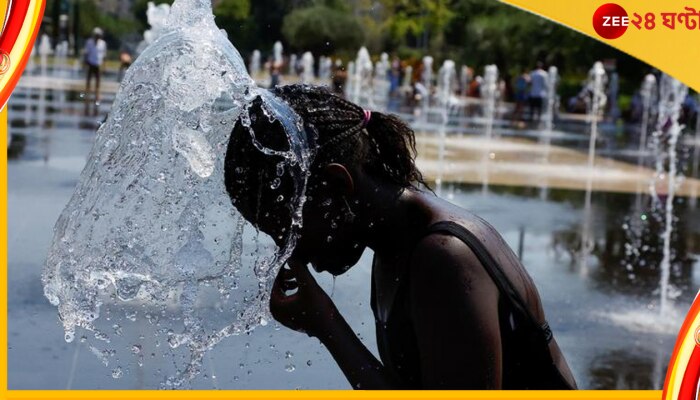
[224,84,577,390]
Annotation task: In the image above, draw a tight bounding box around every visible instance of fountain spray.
[650,74,687,314]
[579,61,607,271]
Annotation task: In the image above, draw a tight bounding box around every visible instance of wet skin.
[268,163,577,389]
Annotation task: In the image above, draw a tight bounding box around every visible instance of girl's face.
[290,180,366,276]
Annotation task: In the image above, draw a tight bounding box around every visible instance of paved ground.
[415,133,700,197]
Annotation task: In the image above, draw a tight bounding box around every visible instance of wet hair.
[271,84,425,189]
[224,84,425,233]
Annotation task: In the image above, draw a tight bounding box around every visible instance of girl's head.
[225,84,425,275]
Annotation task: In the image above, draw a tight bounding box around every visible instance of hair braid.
[272,84,426,189]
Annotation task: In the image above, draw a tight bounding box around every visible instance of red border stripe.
[0,0,30,54]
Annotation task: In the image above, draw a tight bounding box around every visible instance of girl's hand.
[270,260,338,338]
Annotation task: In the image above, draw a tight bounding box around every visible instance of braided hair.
[271,84,426,189]
[224,84,425,235]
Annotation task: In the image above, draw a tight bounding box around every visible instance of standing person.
[118,46,133,83]
[269,57,281,88]
[224,84,578,390]
[331,59,347,95]
[84,27,107,116]
[513,69,530,123]
[528,62,548,122]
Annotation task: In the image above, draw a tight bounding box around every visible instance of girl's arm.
[270,262,398,389]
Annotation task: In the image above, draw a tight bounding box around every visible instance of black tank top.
[370,221,575,389]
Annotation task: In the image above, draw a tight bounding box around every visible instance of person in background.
[528,61,548,122]
[84,27,107,116]
[269,56,282,88]
[118,46,133,83]
[513,69,530,124]
[389,56,402,95]
[331,59,347,95]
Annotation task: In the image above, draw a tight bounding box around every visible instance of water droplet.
[285,351,294,359]
[306,360,312,366]
[112,367,123,379]
[285,364,296,372]
[131,344,142,354]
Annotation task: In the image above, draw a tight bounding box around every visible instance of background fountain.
[273,41,283,66]
[579,61,607,272]
[434,59,457,195]
[344,61,355,100]
[249,49,261,78]
[54,41,69,106]
[538,65,558,199]
[318,56,332,86]
[352,47,373,107]
[480,64,499,193]
[639,75,657,152]
[37,34,52,130]
[650,74,688,314]
[288,54,297,76]
[301,51,314,84]
[419,56,433,122]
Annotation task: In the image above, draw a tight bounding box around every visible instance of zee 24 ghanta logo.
[593,2,700,39]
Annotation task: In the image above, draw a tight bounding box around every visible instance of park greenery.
[44,0,651,98]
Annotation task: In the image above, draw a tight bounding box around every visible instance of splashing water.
[136,2,171,55]
[42,0,312,387]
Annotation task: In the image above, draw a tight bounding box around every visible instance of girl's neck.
[360,186,432,256]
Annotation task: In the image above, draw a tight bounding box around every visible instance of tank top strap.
[420,221,553,343]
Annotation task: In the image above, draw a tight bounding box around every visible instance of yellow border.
[1,105,7,395]
[0,391,665,399]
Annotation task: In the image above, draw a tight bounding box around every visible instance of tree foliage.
[281,4,364,55]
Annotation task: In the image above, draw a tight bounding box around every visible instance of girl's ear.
[323,163,355,196]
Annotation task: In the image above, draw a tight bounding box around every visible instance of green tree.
[215,0,251,21]
[282,3,364,55]
[379,0,455,54]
